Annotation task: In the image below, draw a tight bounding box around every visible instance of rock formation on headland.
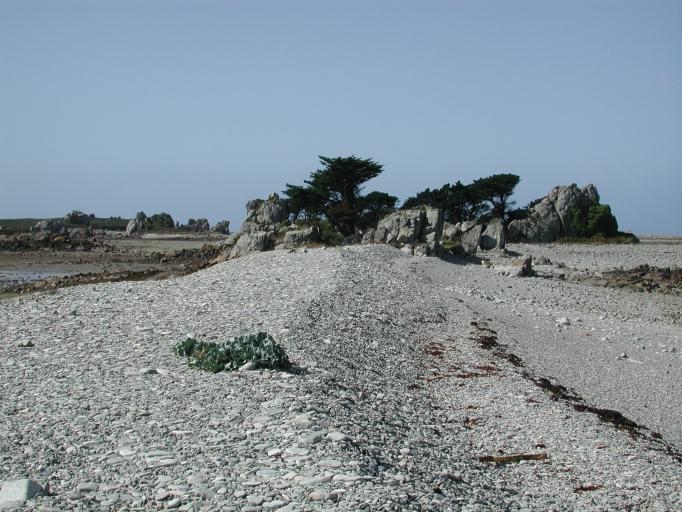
[508,184,600,243]
[222,184,608,261]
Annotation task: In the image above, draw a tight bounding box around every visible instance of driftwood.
[478,453,547,463]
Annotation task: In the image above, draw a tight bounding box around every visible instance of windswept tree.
[470,173,520,221]
[284,155,386,236]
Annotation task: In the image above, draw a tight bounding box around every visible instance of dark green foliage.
[357,191,398,228]
[0,218,44,233]
[470,173,521,220]
[147,212,175,231]
[284,155,387,235]
[89,217,129,231]
[570,204,618,238]
[175,332,290,373]
[587,204,618,237]
[64,210,93,225]
[402,181,486,223]
[283,185,326,221]
[507,207,531,222]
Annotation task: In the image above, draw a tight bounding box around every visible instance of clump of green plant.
[569,204,619,238]
[174,332,290,373]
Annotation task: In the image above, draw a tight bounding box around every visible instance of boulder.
[0,479,45,509]
[229,231,272,259]
[210,220,231,234]
[480,218,506,250]
[282,226,320,246]
[508,184,600,242]
[461,225,483,255]
[510,256,533,276]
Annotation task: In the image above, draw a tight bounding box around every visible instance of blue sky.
[1,1,680,235]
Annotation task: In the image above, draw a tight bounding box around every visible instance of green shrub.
[586,204,618,237]
[569,204,618,238]
[174,332,290,373]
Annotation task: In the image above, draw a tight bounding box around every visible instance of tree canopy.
[470,173,520,221]
[284,155,391,236]
[402,174,520,223]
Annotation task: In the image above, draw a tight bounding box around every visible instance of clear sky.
[1,1,680,235]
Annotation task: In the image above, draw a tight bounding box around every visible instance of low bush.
[174,332,290,373]
[556,233,639,244]
[569,204,619,238]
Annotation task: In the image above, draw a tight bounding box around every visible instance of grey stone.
[510,256,533,277]
[0,480,44,505]
[461,225,483,255]
[480,218,506,250]
[368,207,442,255]
[326,431,347,442]
[229,231,272,259]
[281,226,320,246]
[77,482,99,493]
[308,490,332,501]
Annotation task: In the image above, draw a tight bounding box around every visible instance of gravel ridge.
[1,245,680,511]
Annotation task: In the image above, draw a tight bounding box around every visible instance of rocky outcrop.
[125,212,148,236]
[363,207,443,256]
[509,184,600,243]
[183,218,210,232]
[211,220,231,234]
[239,193,288,234]
[222,194,290,259]
[442,218,507,255]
